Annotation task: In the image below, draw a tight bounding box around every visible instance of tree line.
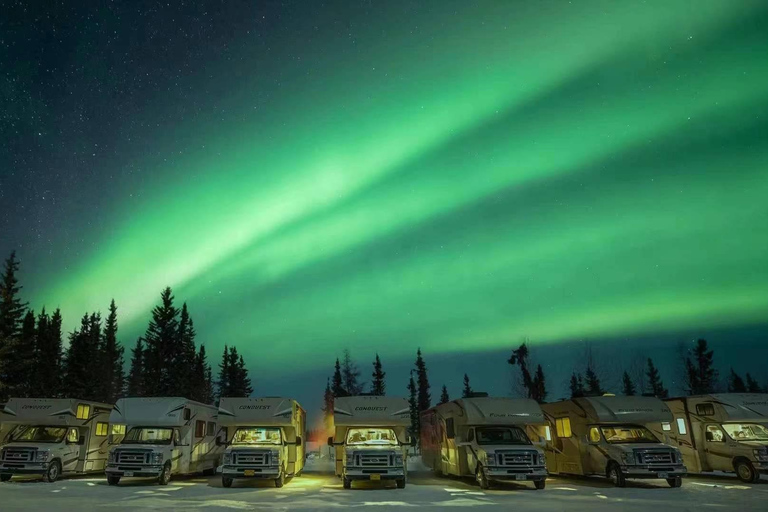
[0,252,252,404]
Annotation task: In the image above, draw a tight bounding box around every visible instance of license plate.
[370,474,381,481]
[658,472,669,479]
[515,474,527,481]
[124,471,134,477]
[244,470,255,477]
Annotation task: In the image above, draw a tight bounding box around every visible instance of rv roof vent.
[466,392,489,398]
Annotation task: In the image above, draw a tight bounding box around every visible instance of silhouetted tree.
[646,358,668,398]
[745,373,763,393]
[570,373,585,398]
[217,344,230,398]
[331,358,347,397]
[100,300,125,403]
[371,354,386,396]
[191,344,214,403]
[728,368,746,393]
[218,346,252,397]
[439,384,450,404]
[322,378,335,427]
[233,353,253,397]
[0,252,28,399]
[508,342,547,402]
[4,309,36,397]
[143,287,179,396]
[584,365,604,396]
[622,371,636,396]
[127,338,145,396]
[341,349,363,395]
[462,374,473,398]
[685,339,717,395]
[63,314,97,399]
[407,371,418,445]
[176,303,197,397]
[415,348,431,411]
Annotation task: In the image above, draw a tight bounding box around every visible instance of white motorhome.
[655,394,768,482]
[0,398,115,482]
[421,397,548,489]
[329,395,412,489]
[541,396,687,487]
[217,397,306,488]
[105,397,222,485]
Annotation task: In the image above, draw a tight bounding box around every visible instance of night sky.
[2,1,767,417]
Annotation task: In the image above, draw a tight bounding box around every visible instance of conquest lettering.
[355,406,388,411]
[21,405,52,410]
[238,405,271,410]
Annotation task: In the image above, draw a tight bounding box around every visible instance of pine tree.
[584,365,604,396]
[235,354,253,397]
[5,309,37,397]
[439,385,450,404]
[415,348,431,411]
[534,365,547,403]
[622,371,636,396]
[31,308,50,397]
[727,369,746,393]
[176,303,197,397]
[570,373,585,398]
[191,344,213,403]
[143,287,179,396]
[100,300,124,403]
[0,252,28,400]
[341,349,363,395]
[44,309,64,396]
[462,373,473,398]
[646,358,668,398]
[63,314,95,399]
[685,339,717,395]
[331,358,346,397]
[407,371,419,446]
[217,344,230,398]
[371,353,386,396]
[322,378,335,427]
[508,342,547,402]
[745,373,762,393]
[127,338,145,397]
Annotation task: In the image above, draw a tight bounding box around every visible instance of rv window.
[184,408,191,421]
[705,425,725,443]
[722,423,768,441]
[676,418,687,435]
[123,427,173,445]
[111,424,126,435]
[555,418,572,438]
[661,422,671,431]
[67,428,79,443]
[10,426,67,443]
[207,422,216,437]
[445,418,455,439]
[696,404,715,416]
[95,422,109,436]
[466,429,474,443]
[195,420,205,438]
[76,404,90,420]
[543,425,552,441]
[589,427,601,443]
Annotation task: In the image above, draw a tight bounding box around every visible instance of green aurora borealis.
[8,1,768,387]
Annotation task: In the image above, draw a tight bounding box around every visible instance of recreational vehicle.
[105,397,221,485]
[656,394,768,482]
[421,397,548,489]
[541,396,686,487]
[329,395,412,489]
[0,398,115,482]
[217,397,306,488]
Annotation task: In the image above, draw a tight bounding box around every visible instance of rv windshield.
[122,427,174,445]
[476,427,531,445]
[722,423,768,441]
[600,425,659,444]
[10,426,67,443]
[232,427,282,445]
[345,428,398,446]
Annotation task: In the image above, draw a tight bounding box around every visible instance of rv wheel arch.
[42,459,62,483]
[733,458,758,483]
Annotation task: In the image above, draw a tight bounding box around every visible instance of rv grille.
[1,448,35,463]
[498,450,537,466]
[232,451,269,466]
[116,450,151,465]
[354,451,394,467]
[636,450,676,465]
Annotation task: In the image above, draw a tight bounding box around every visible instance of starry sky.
[2,1,767,413]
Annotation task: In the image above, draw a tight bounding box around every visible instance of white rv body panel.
[542,396,686,486]
[656,394,768,482]
[421,398,548,488]
[331,396,411,489]
[105,397,222,484]
[0,398,114,481]
[218,397,306,486]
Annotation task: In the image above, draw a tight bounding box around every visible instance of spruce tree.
[727,369,746,393]
[63,314,94,399]
[745,373,762,393]
[371,353,386,396]
[685,339,717,395]
[191,344,213,403]
[570,373,585,398]
[5,309,37,397]
[341,349,363,395]
[622,371,636,396]
[415,348,431,411]
[331,358,346,397]
[176,303,197,397]
[143,287,179,396]
[127,338,145,397]
[0,252,28,400]
[508,342,547,402]
[584,365,604,396]
[235,353,253,397]
[462,373,473,398]
[101,300,124,403]
[439,385,450,404]
[646,358,668,398]
[407,371,419,446]
[534,365,547,403]
[217,344,230,398]
[322,378,335,426]
[31,308,50,397]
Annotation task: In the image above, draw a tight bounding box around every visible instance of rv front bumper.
[344,467,405,480]
[621,465,687,479]
[0,462,50,475]
[487,465,548,481]
[106,464,163,478]
[222,465,280,478]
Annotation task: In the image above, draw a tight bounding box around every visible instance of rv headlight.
[484,452,495,465]
[394,454,404,466]
[150,452,163,465]
[621,452,636,466]
[108,451,118,463]
[754,449,768,462]
[270,450,280,465]
[35,450,51,462]
[537,452,546,466]
[223,452,232,465]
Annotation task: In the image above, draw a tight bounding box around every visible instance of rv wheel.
[476,465,490,490]
[202,467,216,476]
[342,476,352,489]
[607,462,626,488]
[107,475,121,486]
[0,474,12,482]
[222,477,233,488]
[396,477,406,489]
[735,460,757,483]
[274,470,285,488]
[666,476,682,488]
[158,462,172,485]
[42,460,61,483]
[534,479,546,490]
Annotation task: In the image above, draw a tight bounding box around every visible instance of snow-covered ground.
[1,457,765,511]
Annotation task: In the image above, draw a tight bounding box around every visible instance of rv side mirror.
[108,434,114,445]
[295,436,302,446]
[78,436,86,446]
[327,436,334,447]
[215,436,225,446]
[705,432,714,442]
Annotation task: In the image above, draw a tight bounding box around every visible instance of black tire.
[274,469,285,488]
[735,460,757,483]
[0,474,12,482]
[607,462,626,488]
[158,462,171,485]
[534,479,546,490]
[222,477,233,488]
[107,475,121,486]
[476,465,490,490]
[42,460,61,483]
[667,476,682,488]
[396,478,406,489]
[343,476,352,489]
